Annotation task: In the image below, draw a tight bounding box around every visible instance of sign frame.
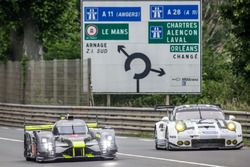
[81,0,202,95]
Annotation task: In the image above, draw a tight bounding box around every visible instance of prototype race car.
[154,104,243,150]
[24,115,117,162]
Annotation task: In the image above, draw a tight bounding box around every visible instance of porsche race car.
[24,115,117,162]
[154,104,243,150]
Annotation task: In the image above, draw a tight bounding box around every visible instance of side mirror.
[54,136,59,141]
[161,116,169,121]
[229,115,236,121]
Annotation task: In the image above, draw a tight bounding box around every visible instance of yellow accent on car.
[72,141,85,148]
[63,154,72,159]
[96,133,101,138]
[86,153,94,158]
[87,123,98,128]
[24,124,54,131]
[72,141,85,157]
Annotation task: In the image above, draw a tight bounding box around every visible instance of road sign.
[82,0,201,94]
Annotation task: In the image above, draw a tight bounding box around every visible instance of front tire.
[154,128,161,150]
[25,157,34,161]
[165,128,170,150]
[102,154,116,160]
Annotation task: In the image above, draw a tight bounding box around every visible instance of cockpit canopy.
[53,119,88,135]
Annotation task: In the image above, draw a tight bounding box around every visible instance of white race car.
[154,104,243,150]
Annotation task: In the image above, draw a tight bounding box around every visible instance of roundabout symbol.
[118,45,166,93]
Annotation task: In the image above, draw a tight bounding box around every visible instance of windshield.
[200,110,225,120]
[175,110,200,120]
[57,125,87,135]
[175,108,225,120]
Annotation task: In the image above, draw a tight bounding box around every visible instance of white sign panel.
[82,0,201,93]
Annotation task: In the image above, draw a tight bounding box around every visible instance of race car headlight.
[175,121,186,132]
[44,142,53,151]
[41,137,53,152]
[107,135,113,141]
[103,140,112,150]
[227,122,236,131]
[41,137,48,143]
[102,135,113,150]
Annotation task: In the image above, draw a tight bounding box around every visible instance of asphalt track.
[0,126,249,167]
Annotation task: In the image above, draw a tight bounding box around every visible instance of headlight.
[41,137,48,143]
[102,135,113,150]
[41,138,53,152]
[103,140,111,150]
[44,143,53,151]
[107,135,113,141]
[175,121,186,132]
[227,122,236,131]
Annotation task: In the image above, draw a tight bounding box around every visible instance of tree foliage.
[220,0,250,79]
[220,0,250,105]
[0,0,80,60]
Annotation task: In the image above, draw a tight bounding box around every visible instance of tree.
[0,0,79,61]
[221,0,250,82]
[220,0,250,105]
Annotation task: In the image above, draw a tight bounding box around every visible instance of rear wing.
[24,123,98,131]
[154,105,175,111]
[87,123,97,128]
[154,105,175,118]
[24,124,54,131]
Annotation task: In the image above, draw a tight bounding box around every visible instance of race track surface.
[0,126,249,167]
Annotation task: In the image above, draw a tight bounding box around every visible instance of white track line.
[0,136,226,167]
[0,137,23,143]
[139,139,154,142]
[117,153,227,167]
[1,127,9,130]
[116,136,128,139]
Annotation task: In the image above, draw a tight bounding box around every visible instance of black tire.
[24,138,35,161]
[24,149,35,161]
[165,128,170,150]
[35,157,44,163]
[102,155,116,160]
[154,128,161,150]
[25,157,33,161]
[155,143,160,150]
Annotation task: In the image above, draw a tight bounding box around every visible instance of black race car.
[24,115,117,162]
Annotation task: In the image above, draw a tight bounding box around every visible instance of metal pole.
[165,95,170,105]
[107,94,111,106]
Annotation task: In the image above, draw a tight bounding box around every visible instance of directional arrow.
[118,45,166,92]
[118,45,129,57]
[150,68,165,76]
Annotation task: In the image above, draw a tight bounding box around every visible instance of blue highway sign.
[84,7,141,22]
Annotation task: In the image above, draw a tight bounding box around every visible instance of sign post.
[82,0,202,95]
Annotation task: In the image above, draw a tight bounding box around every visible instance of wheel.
[165,128,170,150]
[24,137,35,161]
[25,157,33,161]
[24,149,35,161]
[102,154,116,160]
[154,128,160,150]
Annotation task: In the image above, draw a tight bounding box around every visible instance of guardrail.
[0,103,249,139]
